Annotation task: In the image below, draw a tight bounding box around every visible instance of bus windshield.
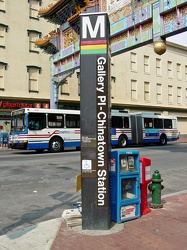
[11,113,26,132]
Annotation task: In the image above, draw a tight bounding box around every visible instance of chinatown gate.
[36,0,187,230]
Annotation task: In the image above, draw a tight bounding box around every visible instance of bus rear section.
[130,112,179,145]
[111,110,132,148]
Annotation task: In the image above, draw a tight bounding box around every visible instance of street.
[0,143,187,235]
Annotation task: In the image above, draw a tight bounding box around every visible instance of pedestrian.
[0,121,10,149]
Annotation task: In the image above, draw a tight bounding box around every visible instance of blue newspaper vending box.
[110,150,140,223]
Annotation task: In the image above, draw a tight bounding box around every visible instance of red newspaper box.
[140,157,151,215]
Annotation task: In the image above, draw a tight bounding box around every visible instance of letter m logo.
[82,15,105,39]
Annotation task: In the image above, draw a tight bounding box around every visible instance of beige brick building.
[0,0,55,130]
[58,42,187,135]
[0,1,187,135]
[110,42,187,135]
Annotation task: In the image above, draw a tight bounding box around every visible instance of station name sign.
[96,56,108,207]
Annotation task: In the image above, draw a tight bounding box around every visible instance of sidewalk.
[0,218,62,250]
[177,137,187,143]
[51,191,187,250]
[0,191,186,250]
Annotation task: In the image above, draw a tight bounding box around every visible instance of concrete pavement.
[0,138,187,249]
[0,191,187,250]
[0,218,62,250]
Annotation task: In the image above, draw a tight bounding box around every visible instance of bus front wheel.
[49,137,64,153]
[160,134,167,145]
[118,135,128,148]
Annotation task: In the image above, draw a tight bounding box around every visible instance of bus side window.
[144,118,153,128]
[38,114,46,129]
[124,117,129,128]
[66,114,80,128]
[112,116,123,128]
[28,113,46,130]
[164,119,172,129]
[48,114,64,128]
[154,118,163,128]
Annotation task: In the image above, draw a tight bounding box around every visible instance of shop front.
[0,99,50,131]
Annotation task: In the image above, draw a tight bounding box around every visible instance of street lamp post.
[53,76,61,109]
[51,71,74,109]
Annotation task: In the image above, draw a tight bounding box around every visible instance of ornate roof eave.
[67,0,92,33]
[38,0,65,16]
[38,0,90,25]
[35,30,60,55]
[39,0,89,17]
[37,42,59,55]
[67,3,89,23]
[35,37,50,47]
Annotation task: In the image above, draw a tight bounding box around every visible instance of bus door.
[131,115,137,144]
[136,115,143,144]
[131,114,143,144]
[27,113,47,149]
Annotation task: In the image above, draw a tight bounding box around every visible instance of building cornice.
[112,102,187,112]
[166,41,187,51]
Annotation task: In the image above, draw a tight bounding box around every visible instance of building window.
[111,76,116,99]
[130,52,137,72]
[156,58,161,76]
[168,85,173,104]
[28,30,41,53]
[0,24,8,47]
[76,71,80,96]
[111,59,115,99]
[176,63,182,80]
[144,81,150,101]
[156,83,162,103]
[60,79,69,95]
[144,55,150,74]
[185,66,187,81]
[27,66,41,93]
[167,61,173,78]
[0,62,6,90]
[29,0,41,19]
[0,0,5,12]
[131,80,137,100]
[177,87,182,104]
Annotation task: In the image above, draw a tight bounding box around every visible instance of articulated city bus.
[110,111,179,146]
[130,112,179,145]
[10,108,179,153]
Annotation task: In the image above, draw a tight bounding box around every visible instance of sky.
[167,31,187,47]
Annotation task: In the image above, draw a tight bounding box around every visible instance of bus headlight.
[18,140,28,143]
